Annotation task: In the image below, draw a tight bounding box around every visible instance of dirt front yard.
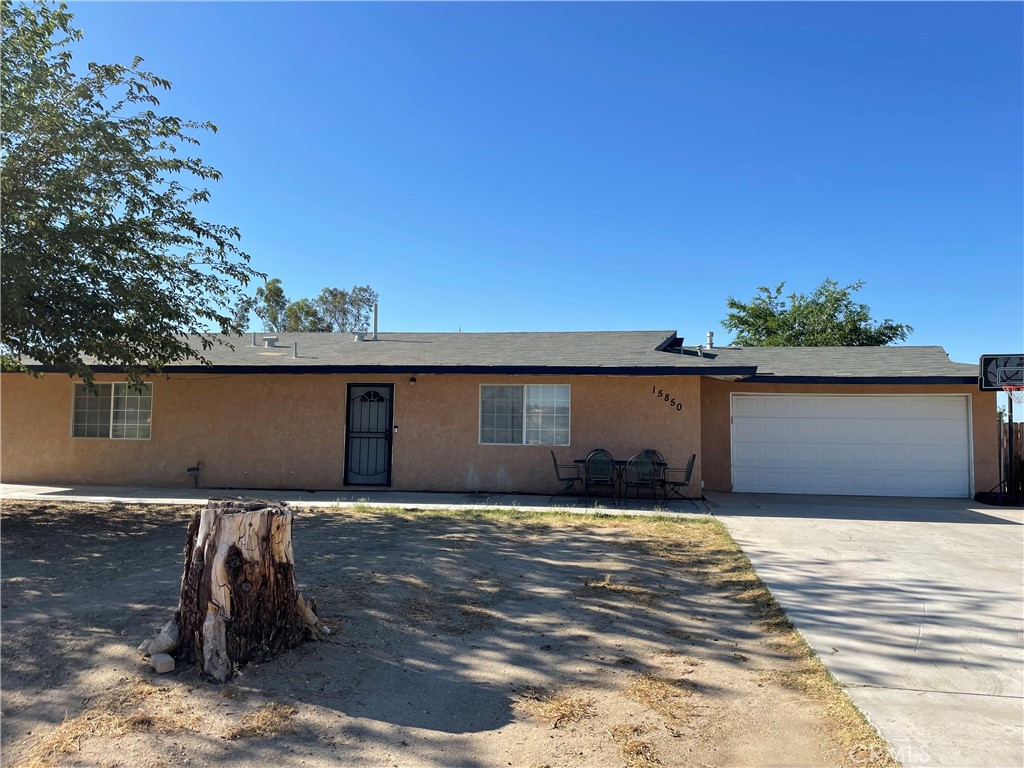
[0,500,895,768]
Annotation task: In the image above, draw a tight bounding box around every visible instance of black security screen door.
[344,384,393,486]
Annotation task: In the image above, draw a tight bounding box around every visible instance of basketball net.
[1004,386,1024,407]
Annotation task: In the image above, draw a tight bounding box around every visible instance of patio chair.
[584,448,617,505]
[640,448,668,498]
[641,449,667,478]
[623,451,660,506]
[662,453,698,508]
[549,450,582,504]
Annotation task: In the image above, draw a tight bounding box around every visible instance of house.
[0,330,996,499]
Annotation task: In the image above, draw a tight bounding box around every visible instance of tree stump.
[165,499,325,682]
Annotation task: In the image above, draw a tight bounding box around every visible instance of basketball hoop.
[1003,386,1024,407]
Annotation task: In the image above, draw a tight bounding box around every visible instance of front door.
[344,384,393,486]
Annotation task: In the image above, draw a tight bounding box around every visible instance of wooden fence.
[998,421,1024,497]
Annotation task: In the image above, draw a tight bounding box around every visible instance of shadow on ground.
[4,500,1009,766]
[709,493,1022,525]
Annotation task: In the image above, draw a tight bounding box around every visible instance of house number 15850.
[652,386,683,412]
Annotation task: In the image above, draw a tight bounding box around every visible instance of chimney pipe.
[372,302,379,341]
[706,331,714,349]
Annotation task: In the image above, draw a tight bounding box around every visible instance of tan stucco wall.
[699,379,998,494]
[3,372,995,497]
[0,373,348,489]
[0,372,702,495]
[395,374,700,494]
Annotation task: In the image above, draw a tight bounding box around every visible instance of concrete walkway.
[709,492,1024,768]
[0,482,707,517]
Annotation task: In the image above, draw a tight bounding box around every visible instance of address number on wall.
[651,386,683,412]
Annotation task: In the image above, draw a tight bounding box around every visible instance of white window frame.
[71,382,153,440]
[478,384,571,446]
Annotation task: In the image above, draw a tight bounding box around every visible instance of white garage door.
[731,394,971,498]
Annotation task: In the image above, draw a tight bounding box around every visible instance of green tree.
[253,278,288,332]
[230,296,255,329]
[315,284,378,332]
[283,298,332,332]
[249,279,378,333]
[722,279,913,347]
[0,1,259,382]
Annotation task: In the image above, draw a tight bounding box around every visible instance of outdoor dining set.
[549,448,698,508]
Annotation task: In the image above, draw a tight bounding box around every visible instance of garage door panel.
[848,446,879,467]
[732,420,763,441]
[731,395,971,498]
[794,446,822,465]
[737,443,960,472]
[735,416,967,446]
[916,445,970,469]
[733,467,969,497]
[732,397,766,416]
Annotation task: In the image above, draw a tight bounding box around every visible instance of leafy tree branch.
[1,0,261,383]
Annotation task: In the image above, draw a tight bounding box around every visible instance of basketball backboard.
[979,354,1024,391]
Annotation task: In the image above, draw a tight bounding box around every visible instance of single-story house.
[0,330,996,499]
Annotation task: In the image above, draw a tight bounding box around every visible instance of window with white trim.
[72,383,152,439]
[480,384,570,445]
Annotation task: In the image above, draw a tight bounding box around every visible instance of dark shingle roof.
[27,330,977,381]
[676,344,977,380]
[160,330,748,374]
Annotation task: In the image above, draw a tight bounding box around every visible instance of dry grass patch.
[5,502,900,768]
[328,506,898,765]
[226,702,299,740]
[758,637,902,768]
[21,676,199,767]
[621,518,899,767]
[623,673,693,724]
[394,573,501,634]
[759,657,828,695]
[609,724,662,768]
[581,574,663,606]
[218,684,250,700]
[451,603,500,633]
[515,686,597,729]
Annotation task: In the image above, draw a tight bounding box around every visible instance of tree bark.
[171,499,324,682]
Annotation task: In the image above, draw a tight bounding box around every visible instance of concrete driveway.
[709,493,1024,768]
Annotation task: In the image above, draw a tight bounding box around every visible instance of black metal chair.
[549,450,582,504]
[662,453,698,508]
[642,449,667,487]
[584,448,617,505]
[623,451,661,506]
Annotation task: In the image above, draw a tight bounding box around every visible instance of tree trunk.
[171,499,324,682]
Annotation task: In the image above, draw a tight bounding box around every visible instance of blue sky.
[68,2,1022,373]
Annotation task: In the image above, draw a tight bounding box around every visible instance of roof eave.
[17,363,760,377]
[740,375,979,385]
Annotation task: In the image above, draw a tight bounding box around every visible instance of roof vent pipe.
[251,332,256,347]
[706,331,714,349]
[292,342,298,359]
[372,302,379,341]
